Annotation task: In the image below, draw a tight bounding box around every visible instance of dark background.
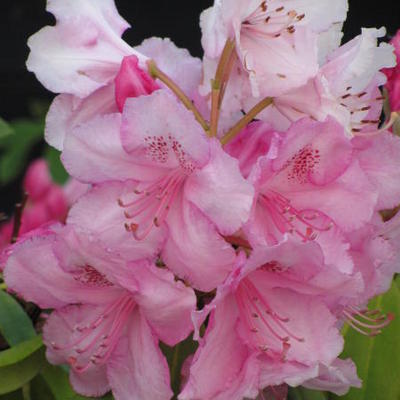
[0,0,399,213]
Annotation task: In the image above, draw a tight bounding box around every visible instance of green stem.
[221,97,274,145]
[22,383,31,400]
[147,60,210,133]
[209,39,236,137]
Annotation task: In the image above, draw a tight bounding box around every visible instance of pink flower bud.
[114,55,159,112]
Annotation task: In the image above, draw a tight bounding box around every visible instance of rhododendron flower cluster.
[2,0,400,399]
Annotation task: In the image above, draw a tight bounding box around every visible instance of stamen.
[258,191,335,244]
[343,306,394,336]
[236,278,305,360]
[118,169,186,240]
[51,296,136,373]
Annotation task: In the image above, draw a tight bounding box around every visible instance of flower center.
[242,1,304,39]
[73,265,113,288]
[119,168,187,240]
[236,278,304,361]
[258,191,334,244]
[51,294,136,373]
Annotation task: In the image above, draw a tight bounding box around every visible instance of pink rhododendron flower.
[229,115,400,272]
[61,90,254,291]
[180,239,353,399]
[28,0,202,150]
[245,27,395,135]
[200,0,348,97]
[4,224,196,400]
[44,36,201,150]
[26,0,145,98]
[384,29,400,112]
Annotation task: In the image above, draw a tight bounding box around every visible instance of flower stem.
[11,192,28,244]
[221,97,274,145]
[210,39,236,137]
[147,60,210,133]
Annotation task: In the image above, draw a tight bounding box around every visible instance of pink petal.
[285,159,377,231]
[67,182,166,262]
[26,0,142,97]
[4,231,119,309]
[259,360,319,388]
[135,37,202,98]
[61,113,145,183]
[225,121,280,179]
[271,117,353,186]
[243,281,344,366]
[45,85,117,151]
[185,139,254,236]
[240,26,319,97]
[354,132,400,210]
[162,190,236,292]
[114,261,196,346]
[288,0,348,33]
[121,91,210,168]
[180,296,260,400]
[303,358,362,395]
[43,306,111,397]
[322,27,395,96]
[107,310,173,400]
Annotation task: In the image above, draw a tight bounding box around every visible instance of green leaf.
[160,335,198,397]
[44,146,68,185]
[288,387,327,400]
[0,119,44,185]
[41,364,113,400]
[0,336,45,395]
[0,291,36,347]
[0,336,43,367]
[30,375,55,400]
[332,281,400,400]
[0,119,13,141]
[0,389,23,400]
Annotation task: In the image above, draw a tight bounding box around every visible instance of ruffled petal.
[162,190,236,291]
[43,305,112,397]
[45,84,117,151]
[61,113,144,183]
[121,91,210,169]
[284,0,348,33]
[354,132,400,210]
[180,295,260,400]
[4,231,119,309]
[114,261,196,346]
[67,182,166,262]
[303,358,362,396]
[185,139,254,236]
[242,281,344,366]
[107,310,173,400]
[322,27,395,96]
[26,0,143,97]
[239,26,319,97]
[271,117,353,186]
[135,37,202,98]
